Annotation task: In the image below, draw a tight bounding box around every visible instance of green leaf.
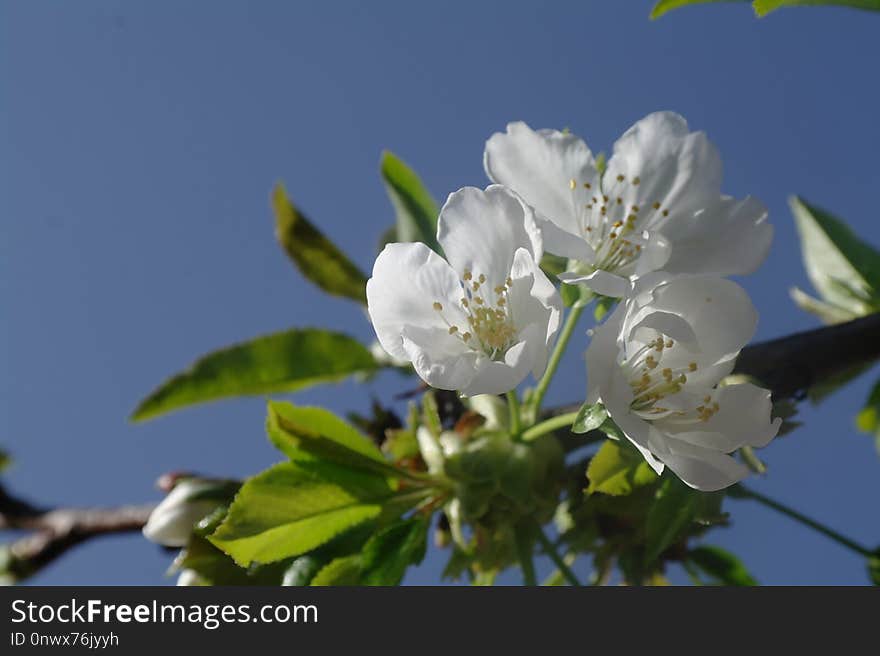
[175,534,288,585]
[754,0,880,16]
[687,545,757,586]
[597,417,625,440]
[272,183,368,304]
[790,287,858,324]
[593,296,616,322]
[132,329,379,421]
[282,555,324,586]
[856,378,880,455]
[540,253,567,279]
[586,440,658,496]
[311,555,363,586]
[571,403,608,434]
[790,196,880,318]
[421,391,442,438]
[645,476,723,564]
[380,151,441,252]
[560,282,595,309]
[210,460,395,567]
[651,0,879,19]
[267,401,423,484]
[267,401,384,462]
[868,552,880,585]
[359,516,430,585]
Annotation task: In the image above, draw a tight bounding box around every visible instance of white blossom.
[142,479,219,547]
[484,112,773,297]
[367,185,562,396]
[585,275,781,491]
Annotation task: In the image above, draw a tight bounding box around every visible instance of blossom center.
[620,334,720,422]
[433,269,517,360]
[568,174,670,274]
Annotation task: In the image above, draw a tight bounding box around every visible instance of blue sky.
[2,1,879,585]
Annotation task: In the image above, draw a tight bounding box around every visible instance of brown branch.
[733,313,880,399]
[0,484,155,581]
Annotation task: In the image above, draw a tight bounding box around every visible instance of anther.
[569,179,576,190]
[448,326,458,335]
[433,302,443,311]
[689,362,697,372]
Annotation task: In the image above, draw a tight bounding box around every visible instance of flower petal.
[402,328,478,391]
[484,122,597,241]
[657,438,750,491]
[460,338,532,396]
[662,196,773,277]
[559,269,629,298]
[647,276,757,361]
[605,112,722,228]
[663,382,781,451]
[437,185,541,286]
[585,303,625,404]
[367,242,468,361]
[508,248,563,377]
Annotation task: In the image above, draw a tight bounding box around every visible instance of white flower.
[484,112,773,298]
[367,185,562,396]
[143,479,218,547]
[585,275,781,491]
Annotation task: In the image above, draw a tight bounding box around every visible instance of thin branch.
[733,313,880,399]
[0,484,155,581]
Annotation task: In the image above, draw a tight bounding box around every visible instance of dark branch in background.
[0,483,155,581]
[733,313,880,400]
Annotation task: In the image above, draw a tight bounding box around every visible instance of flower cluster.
[367,112,780,491]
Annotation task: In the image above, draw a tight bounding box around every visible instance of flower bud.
[142,479,221,547]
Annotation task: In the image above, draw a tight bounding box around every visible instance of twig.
[0,484,155,581]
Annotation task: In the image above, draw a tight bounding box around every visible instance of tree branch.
[732,313,880,400]
[0,484,155,581]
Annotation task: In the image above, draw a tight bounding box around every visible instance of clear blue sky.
[2,1,879,585]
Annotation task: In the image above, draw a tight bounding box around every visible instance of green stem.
[514,529,537,586]
[531,304,586,416]
[534,524,582,586]
[521,411,579,442]
[506,390,522,438]
[735,484,873,558]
